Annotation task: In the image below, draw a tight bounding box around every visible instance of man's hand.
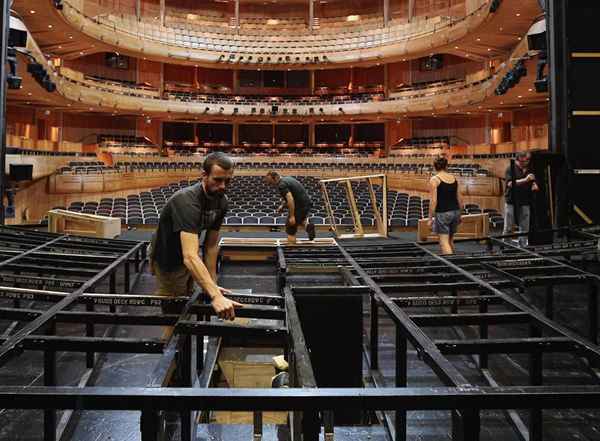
[532,182,540,192]
[506,181,513,188]
[211,291,243,321]
[288,216,296,226]
[526,173,536,182]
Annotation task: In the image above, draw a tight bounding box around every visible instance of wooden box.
[48,209,121,239]
[213,347,287,425]
[418,213,489,242]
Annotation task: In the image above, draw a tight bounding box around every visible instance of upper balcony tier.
[16,0,542,68]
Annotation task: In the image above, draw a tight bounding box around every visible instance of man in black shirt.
[503,151,539,246]
[265,171,316,244]
[151,152,242,321]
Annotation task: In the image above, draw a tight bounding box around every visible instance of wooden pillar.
[310,70,315,93]
[160,0,165,26]
[408,0,415,22]
[350,124,355,147]
[384,121,391,157]
[235,0,240,34]
[484,113,491,146]
[272,123,276,147]
[309,123,315,147]
[384,64,389,98]
[309,0,314,32]
[233,70,240,94]
[383,0,390,27]
[159,62,164,97]
[136,0,141,21]
[233,123,239,146]
[349,67,354,93]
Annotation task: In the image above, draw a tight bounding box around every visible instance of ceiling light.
[267,19,279,25]
[347,15,360,22]
[30,10,35,13]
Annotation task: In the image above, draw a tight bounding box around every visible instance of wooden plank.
[47,210,121,239]
[417,213,489,242]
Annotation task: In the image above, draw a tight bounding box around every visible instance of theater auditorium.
[0,0,599,440]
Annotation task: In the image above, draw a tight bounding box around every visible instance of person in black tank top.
[427,155,463,255]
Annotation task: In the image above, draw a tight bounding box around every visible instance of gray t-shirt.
[152,182,228,272]
[278,176,312,216]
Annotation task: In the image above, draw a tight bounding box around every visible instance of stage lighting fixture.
[260,108,265,114]
[489,0,501,13]
[251,107,257,113]
[319,108,324,113]
[277,57,283,63]
[233,108,239,114]
[292,109,297,115]
[338,107,343,113]
[258,57,264,62]
[204,107,210,113]
[271,105,279,114]
[534,79,548,93]
[309,108,314,114]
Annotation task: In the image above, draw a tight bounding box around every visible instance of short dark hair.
[266,171,280,179]
[433,155,448,171]
[203,152,234,174]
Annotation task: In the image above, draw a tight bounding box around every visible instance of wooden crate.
[48,209,121,239]
[213,347,287,425]
[418,213,489,242]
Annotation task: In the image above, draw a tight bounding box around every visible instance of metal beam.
[0,386,598,411]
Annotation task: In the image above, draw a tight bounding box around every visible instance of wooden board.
[417,213,489,242]
[214,347,287,425]
[48,209,121,239]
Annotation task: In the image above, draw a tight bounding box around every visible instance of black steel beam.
[0,335,164,353]
[410,312,531,327]
[0,386,598,411]
[392,295,504,308]
[175,321,287,341]
[435,337,577,355]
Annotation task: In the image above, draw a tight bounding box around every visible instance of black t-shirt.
[151,183,228,272]
[278,176,312,215]
[505,165,534,206]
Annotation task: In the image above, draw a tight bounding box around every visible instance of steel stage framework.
[0,226,598,441]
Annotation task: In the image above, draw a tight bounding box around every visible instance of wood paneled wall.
[63,53,138,83]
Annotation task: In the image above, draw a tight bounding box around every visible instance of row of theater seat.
[57,160,490,176]
[54,176,503,230]
[163,91,385,106]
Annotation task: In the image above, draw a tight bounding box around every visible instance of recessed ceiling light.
[518,95,522,98]
[516,13,521,17]
[27,92,32,96]
[69,35,73,39]
[58,45,62,49]
[476,38,481,42]
[487,48,492,51]
[30,10,36,14]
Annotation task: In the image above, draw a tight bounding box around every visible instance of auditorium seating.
[59,176,500,229]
